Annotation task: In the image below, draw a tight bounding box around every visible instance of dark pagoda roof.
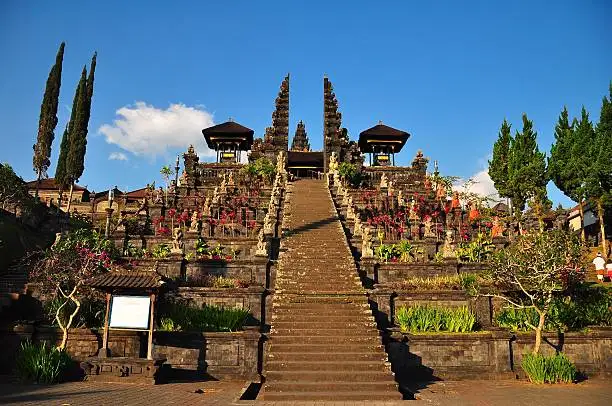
[86,270,164,291]
[202,121,254,150]
[358,123,410,153]
[287,151,324,168]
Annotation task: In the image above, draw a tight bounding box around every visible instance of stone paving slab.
[1,379,611,405]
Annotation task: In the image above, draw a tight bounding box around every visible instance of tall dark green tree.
[587,84,612,257]
[488,119,513,202]
[64,53,97,212]
[33,42,65,197]
[64,67,88,213]
[549,107,587,240]
[507,114,549,230]
[54,124,70,208]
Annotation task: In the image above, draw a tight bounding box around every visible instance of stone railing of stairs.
[261,178,403,401]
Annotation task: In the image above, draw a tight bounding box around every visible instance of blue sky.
[1,0,610,206]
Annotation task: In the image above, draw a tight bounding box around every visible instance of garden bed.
[167,286,266,326]
[0,325,261,381]
[386,327,612,382]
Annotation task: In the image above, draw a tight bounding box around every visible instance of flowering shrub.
[27,229,117,350]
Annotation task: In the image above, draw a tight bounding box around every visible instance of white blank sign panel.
[109,295,151,329]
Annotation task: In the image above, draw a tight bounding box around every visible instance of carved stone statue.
[263,214,275,235]
[379,173,389,189]
[442,230,456,259]
[387,181,395,197]
[212,187,220,205]
[397,190,405,207]
[451,191,460,209]
[171,227,184,254]
[228,171,235,187]
[361,227,374,258]
[255,229,268,257]
[154,187,164,204]
[203,197,212,217]
[220,174,228,194]
[409,197,419,221]
[328,152,338,174]
[189,210,199,232]
[424,216,434,238]
[353,215,362,237]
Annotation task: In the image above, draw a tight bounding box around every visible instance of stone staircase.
[261,179,402,401]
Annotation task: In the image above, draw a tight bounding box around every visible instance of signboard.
[109,295,151,330]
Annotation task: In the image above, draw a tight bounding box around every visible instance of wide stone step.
[266,360,390,372]
[263,380,398,393]
[267,351,387,362]
[271,314,376,324]
[270,327,380,336]
[271,320,377,329]
[267,342,385,353]
[269,335,381,345]
[263,390,401,401]
[265,370,396,383]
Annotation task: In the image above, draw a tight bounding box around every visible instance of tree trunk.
[532,311,546,355]
[596,199,608,259]
[34,170,42,199]
[59,296,81,351]
[578,200,586,242]
[57,189,64,210]
[66,183,74,213]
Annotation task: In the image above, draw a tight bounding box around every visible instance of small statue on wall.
[424,215,434,238]
[255,229,268,257]
[362,227,374,258]
[171,227,184,254]
[442,230,456,259]
[189,210,200,232]
[379,173,389,189]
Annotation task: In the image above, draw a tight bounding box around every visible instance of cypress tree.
[33,42,65,197]
[588,84,612,258]
[488,119,513,201]
[549,107,586,240]
[54,124,70,208]
[507,114,549,230]
[64,67,88,212]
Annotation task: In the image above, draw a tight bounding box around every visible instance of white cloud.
[108,152,128,161]
[99,102,216,158]
[453,168,501,207]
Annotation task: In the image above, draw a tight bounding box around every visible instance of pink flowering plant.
[27,229,119,350]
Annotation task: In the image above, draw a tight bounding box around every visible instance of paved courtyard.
[0,379,610,405]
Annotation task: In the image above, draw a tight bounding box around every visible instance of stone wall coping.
[6,324,262,340]
[389,328,508,341]
[375,261,460,270]
[185,257,268,265]
[371,287,469,296]
[388,327,612,341]
[176,285,265,294]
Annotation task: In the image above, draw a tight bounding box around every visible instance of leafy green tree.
[0,163,31,211]
[488,119,513,199]
[484,230,584,354]
[548,107,586,239]
[33,42,65,197]
[587,84,612,257]
[507,114,549,230]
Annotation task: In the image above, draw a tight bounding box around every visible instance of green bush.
[158,302,249,332]
[15,341,72,384]
[456,232,495,263]
[495,283,612,332]
[396,305,476,333]
[521,353,577,384]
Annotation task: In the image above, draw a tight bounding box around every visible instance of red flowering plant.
[166,208,177,230]
[26,229,119,350]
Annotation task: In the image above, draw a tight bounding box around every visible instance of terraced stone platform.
[261,178,402,401]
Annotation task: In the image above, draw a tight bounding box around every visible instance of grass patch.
[521,353,577,384]
[15,341,72,384]
[158,301,249,332]
[396,305,477,333]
